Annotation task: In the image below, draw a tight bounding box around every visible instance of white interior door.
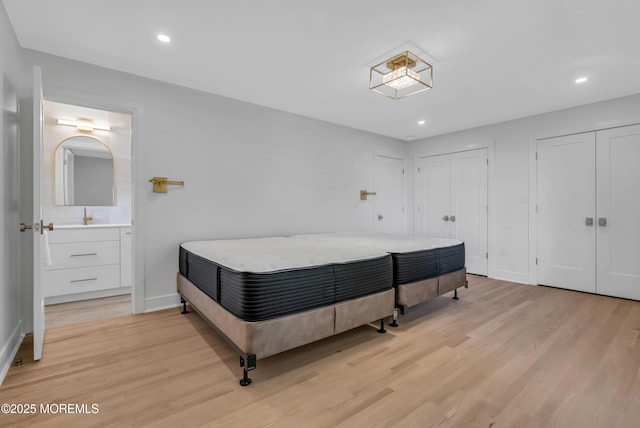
[416,154,451,238]
[596,125,640,300]
[374,154,405,234]
[537,132,596,293]
[451,149,488,275]
[33,66,45,360]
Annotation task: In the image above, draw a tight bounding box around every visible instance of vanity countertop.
[55,224,131,230]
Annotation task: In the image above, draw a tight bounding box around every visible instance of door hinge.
[536,205,538,213]
[486,158,488,165]
[486,252,488,259]
[535,152,538,160]
[417,167,420,173]
[402,206,405,212]
[536,257,538,265]
[402,168,405,175]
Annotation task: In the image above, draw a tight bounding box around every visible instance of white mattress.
[291,232,462,253]
[181,237,389,273]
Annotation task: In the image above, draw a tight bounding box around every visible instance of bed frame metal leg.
[390,308,399,328]
[180,297,189,314]
[377,318,387,334]
[453,289,459,300]
[239,354,256,387]
[465,280,469,289]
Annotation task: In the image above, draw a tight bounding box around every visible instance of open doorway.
[42,100,133,328]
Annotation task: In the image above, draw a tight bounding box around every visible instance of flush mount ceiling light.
[370,51,433,100]
[157,34,171,43]
[57,119,111,132]
[575,76,588,84]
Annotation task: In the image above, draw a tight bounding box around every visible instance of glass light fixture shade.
[370,51,433,100]
[382,67,421,89]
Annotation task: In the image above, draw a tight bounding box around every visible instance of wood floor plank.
[2,276,640,427]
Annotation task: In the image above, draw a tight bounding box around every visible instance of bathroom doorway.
[41,100,133,327]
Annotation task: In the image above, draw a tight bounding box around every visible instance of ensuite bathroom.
[41,100,133,325]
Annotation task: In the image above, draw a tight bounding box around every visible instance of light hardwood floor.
[45,295,131,329]
[2,276,639,427]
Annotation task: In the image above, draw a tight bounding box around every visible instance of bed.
[177,237,395,386]
[290,232,468,318]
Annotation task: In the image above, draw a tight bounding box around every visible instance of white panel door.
[537,132,596,293]
[596,125,640,300]
[33,66,45,360]
[374,155,405,234]
[416,154,451,238]
[417,149,488,275]
[451,149,488,275]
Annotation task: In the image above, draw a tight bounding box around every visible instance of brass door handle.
[20,223,32,232]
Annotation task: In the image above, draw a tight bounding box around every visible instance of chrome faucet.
[83,207,93,225]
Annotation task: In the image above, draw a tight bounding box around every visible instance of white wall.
[409,93,640,284]
[0,1,25,383]
[21,50,408,312]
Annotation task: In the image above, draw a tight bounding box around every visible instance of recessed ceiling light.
[418,120,426,125]
[575,77,588,84]
[157,34,171,43]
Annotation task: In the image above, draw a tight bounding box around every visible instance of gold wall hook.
[360,190,377,200]
[149,177,184,193]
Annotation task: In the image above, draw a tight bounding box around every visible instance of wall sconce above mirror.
[54,136,115,206]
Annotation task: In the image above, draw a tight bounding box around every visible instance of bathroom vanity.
[44,224,132,304]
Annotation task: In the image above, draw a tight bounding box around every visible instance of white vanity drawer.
[46,241,120,271]
[48,227,119,244]
[44,265,121,297]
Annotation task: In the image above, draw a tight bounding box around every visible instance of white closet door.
[596,124,640,300]
[537,133,596,293]
[451,149,488,275]
[416,154,451,238]
[374,155,405,234]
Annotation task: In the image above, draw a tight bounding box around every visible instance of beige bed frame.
[395,267,468,313]
[177,273,395,386]
[177,266,467,385]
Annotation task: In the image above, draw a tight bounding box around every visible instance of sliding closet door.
[596,124,640,300]
[416,154,451,238]
[537,132,596,293]
[451,149,488,275]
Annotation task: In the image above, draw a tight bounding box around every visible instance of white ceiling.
[4,0,640,140]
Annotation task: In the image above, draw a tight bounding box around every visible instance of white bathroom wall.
[42,100,132,225]
[409,93,640,284]
[0,1,25,384]
[21,50,408,312]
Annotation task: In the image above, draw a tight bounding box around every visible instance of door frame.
[414,138,494,277]
[39,88,144,315]
[374,151,406,234]
[528,119,640,286]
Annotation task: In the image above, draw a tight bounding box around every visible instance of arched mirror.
[54,136,115,206]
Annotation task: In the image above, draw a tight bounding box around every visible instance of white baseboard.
[45,287,131,306]
[0,321,24,386]
[488,269,530,285]
[144,293,180,313]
